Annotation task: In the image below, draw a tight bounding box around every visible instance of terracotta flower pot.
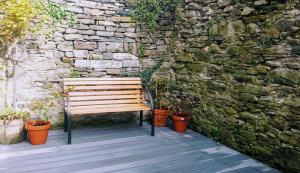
[154,109,169,126]
[172,113,190,133]
[25,121,50,145]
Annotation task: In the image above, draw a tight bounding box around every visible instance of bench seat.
[63,77,155,144]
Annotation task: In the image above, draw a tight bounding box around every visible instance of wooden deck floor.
[0,122,280,173]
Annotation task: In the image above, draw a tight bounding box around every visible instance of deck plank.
[0,122,280,173]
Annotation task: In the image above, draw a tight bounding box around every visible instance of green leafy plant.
[0,0,76,107]
[129,0,181,32]
[118,59,163,89]
[168,80,198,115]
[69,70,81,78]
[153,78,170,109]
[0,107,30,123]
[30,99,54,123]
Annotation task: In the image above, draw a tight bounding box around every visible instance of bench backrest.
[63,78,146,114]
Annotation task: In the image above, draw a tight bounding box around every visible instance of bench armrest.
[142,85,154,111]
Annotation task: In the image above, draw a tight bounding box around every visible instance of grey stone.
[78,19,95,25]
[74,41,97,50]
[90,60,122,68]
[241,7,255,16]
[65,52,74,58]
[74,50,89,58]
[74,59,91,68]
[66,29,78,34]
[103,53,113,59]
[107,42,123,52]
[0,120,24,144]
[96,31,114,37]
[78,30,95,35]
[98,42,107,52]
[254,0,267,5]
[64,34,83,41]
[57,42,73,51]
[84,8,104,15]
[98,21,116,26]
[112,53,138,60]
[123,60,140,68]
[89,25,105,31]
[107,68,121,74]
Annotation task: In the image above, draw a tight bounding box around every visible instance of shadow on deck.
[0,122,280,173]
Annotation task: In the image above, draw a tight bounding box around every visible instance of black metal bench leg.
[140,111,143,127]
[151,110,155,136]
[68,112,72,144]
[64,110,67,132]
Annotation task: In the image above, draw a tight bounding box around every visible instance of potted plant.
[25,99,53,145]
[169,82,194,133]
[0,107,29,144]
[153,78,170,126]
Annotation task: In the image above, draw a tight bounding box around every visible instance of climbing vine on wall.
[129,0,181,32]
[0,0,75,107]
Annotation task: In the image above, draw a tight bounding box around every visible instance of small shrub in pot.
[25,99,54,145]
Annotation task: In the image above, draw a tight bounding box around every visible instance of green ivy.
[129,0,181,32]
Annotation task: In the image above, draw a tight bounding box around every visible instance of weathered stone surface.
[0,120,24,144]
[111,16,132,23]
[74,41,97,50]
[96,31,114,37]
[57,42,73,51]
[241,7,255,16]
[123,60,139,68]
[90,60,122,69]
[107,42,123,52]
[64,34,84,41]
[73,50,89,58]
[112,53,138,60]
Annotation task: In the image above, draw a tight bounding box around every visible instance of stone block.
[106,42,124,52]
[74,59,91,68]
[103,53,113,59]
[78,19,95,25]
[98,42,106,52]
[74,41,97,50]
[98,21,116,26]
[124,33,136,38]
[78,30,95,35]
[241,7,255,16]
[107,68,121,75]
[57,42,73,51]
[113,53,138,60]
[66,29,78,34]
[120,23,136,28]
[74,50,89,58]
[90,60,122,69]
[0,120,24,144]
[96,31,114,37]
[123,60,140,68]
[84,8,104,15]
[111,16,132,23]
[64,34,83,41]
[89,25,105,31]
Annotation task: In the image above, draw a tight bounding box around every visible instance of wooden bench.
[63,77,155,144]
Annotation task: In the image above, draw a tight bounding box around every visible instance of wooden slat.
[64,81,141,86]
[69,85,142,91]
[71,104,149,110]
[68,90,141,96]
[63,78,141,81]
[69,95,141,101]
[71,106,150,115]
[68,100,143,106]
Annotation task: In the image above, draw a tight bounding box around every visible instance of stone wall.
[0,0,140,125]
[148,0,300,172]
[0,0,299,172]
